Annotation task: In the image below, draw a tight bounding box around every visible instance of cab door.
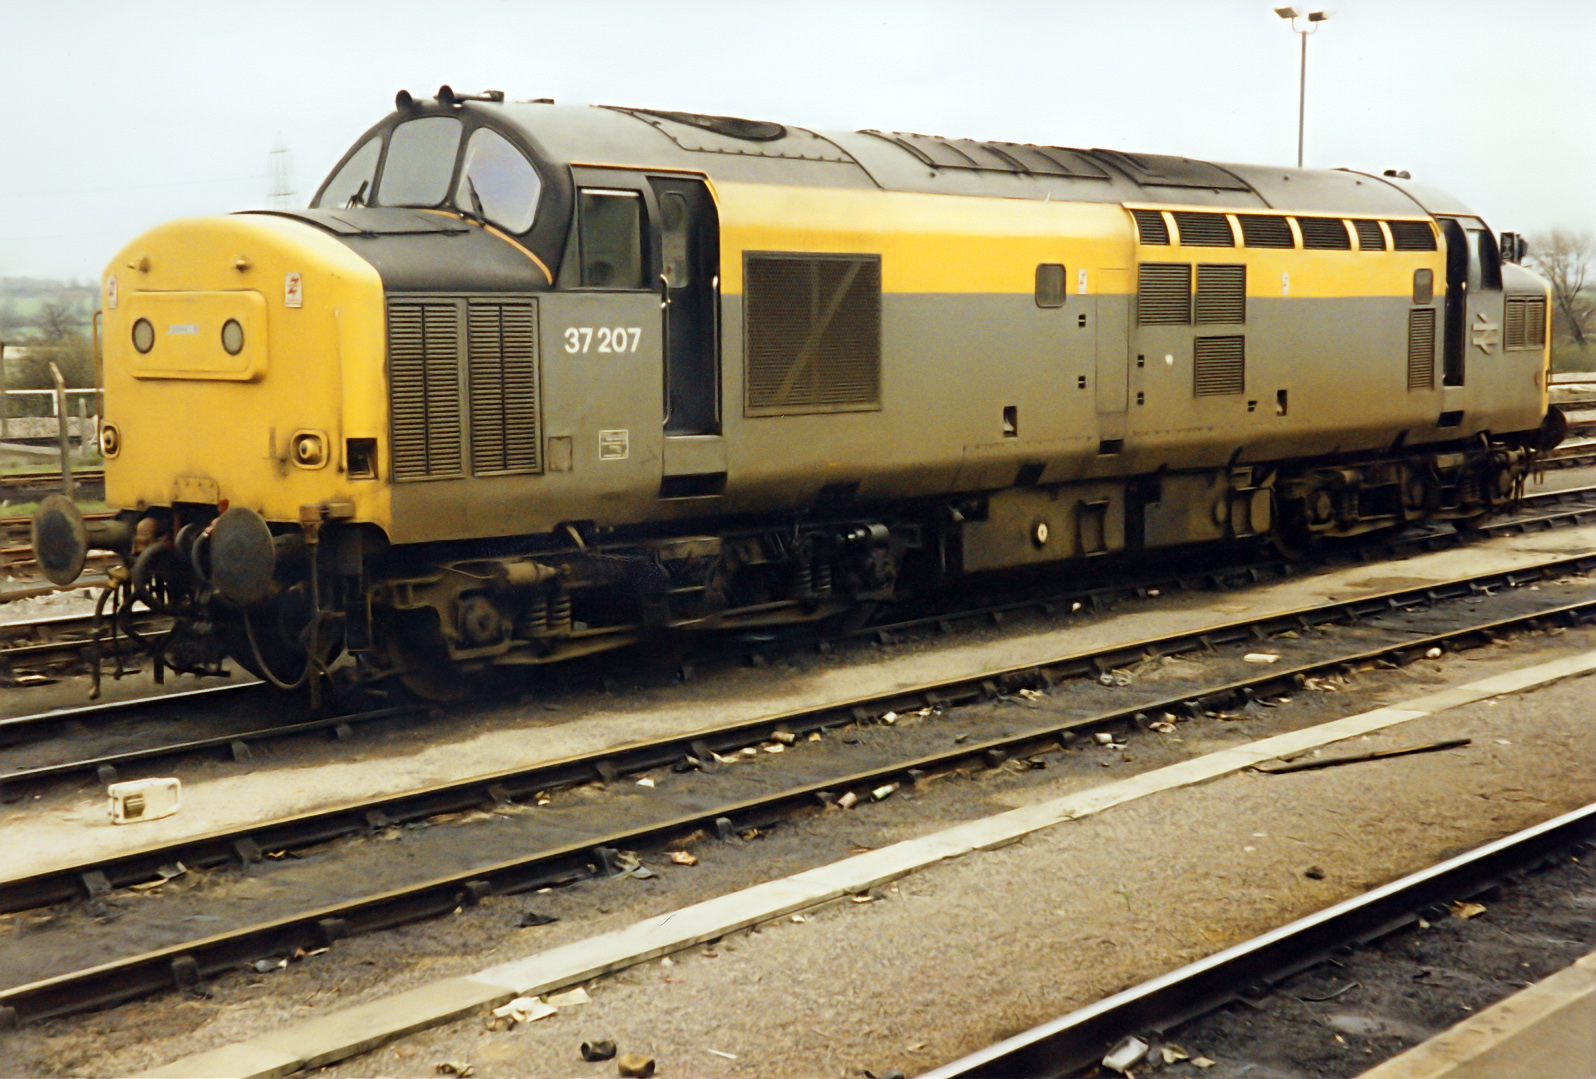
[1438,216,1504,389]
[650,177,721,436]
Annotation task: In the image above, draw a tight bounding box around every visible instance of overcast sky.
[4,0,1593,282]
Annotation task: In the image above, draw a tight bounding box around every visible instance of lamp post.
[1275,7,1330,168]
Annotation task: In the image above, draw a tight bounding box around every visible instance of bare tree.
[1528,230,1594,349]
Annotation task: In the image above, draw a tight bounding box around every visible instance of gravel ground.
[1125,851,1596,1078]
[4,620,1596,1077]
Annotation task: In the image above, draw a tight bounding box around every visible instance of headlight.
[132,318,155,354]
[100,423,120,458]
[220,319,245,355]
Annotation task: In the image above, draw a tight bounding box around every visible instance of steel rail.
[3,587,1596,1021]
[0,704,424,793]
[920,800,1596,1079]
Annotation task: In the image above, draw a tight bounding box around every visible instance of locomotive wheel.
[372,608,470,702]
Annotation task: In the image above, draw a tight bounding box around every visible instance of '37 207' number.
[564,327,641,354]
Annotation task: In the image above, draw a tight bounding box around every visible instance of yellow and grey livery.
[35,89,1559,698]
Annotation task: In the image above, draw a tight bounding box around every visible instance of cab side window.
[579,190,645,289]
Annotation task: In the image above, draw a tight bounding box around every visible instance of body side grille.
[1408,308,1436,389]
[1297,217,1352,250]
[1352,219,1386,250]
[1389,220,1438,251]
[1172,211,1235,247]
[1130,210,1170,246]
[1504,295,1548,351]
[1137,263,1192,325]
[1237,215,1294,248]
[468,300,541,474]
[745,254,881,415]
[388,301,464,481]
[1193,335,1245,396]
[1195,264,1246,325]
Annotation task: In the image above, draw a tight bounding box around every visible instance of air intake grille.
[467,300,541,474]
[1297,217,1351,250]
[1195,264,1246,325]
[1389,220,1438,251]
[1193,336,1245,397]
[1352,219,1386,251]
[388,301,464,481]
[1130,210,1169,246]
[1172,212,1234,247]
[1237,215,1294,248]
[745,254,881,415]
[1407,308,1436,390]
[1137,263,1192,325]
[1504,296,1548,351]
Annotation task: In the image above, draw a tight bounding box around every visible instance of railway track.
[2,482,1596,801]
[4,548,1596,1023]
[0,468,104,504]
[923,801,1596,1079]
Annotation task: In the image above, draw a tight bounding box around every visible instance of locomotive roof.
[472,100,1462,219]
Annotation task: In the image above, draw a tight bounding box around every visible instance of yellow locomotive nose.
[100,214,388,532]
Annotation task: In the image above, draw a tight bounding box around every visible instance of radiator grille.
[1389,220,1438,251]
[1137,263,1192,325]
[1297,217,1351,250]
[467,300,540,474]
[1504,296,1548,351]
[1195,264,1246,325]
[1193,336,1245,397]
[1237,215,1294,248]
[1352,219,1386,251]
[1407,308,1436,390]
[745,254,881,414]
[1130,210,1170,246]
[1172,212,1234,247]
[388,301,464,481]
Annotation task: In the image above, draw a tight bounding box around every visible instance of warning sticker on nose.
[598,430,629,461]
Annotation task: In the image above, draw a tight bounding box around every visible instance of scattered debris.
[1449,900,1487,920]
[547,987,590,1007]
[763,743,785,753]
[617,1051,656,1077]
[1425,646,1443,659]
[1242,652,1280,664]
[252,958,286,973]
[1018,687,1045,701]
[1304,866,1326,880]
[435,1062,473,1076]
[808,731,822,742]
[1149,721,1178,734]
[631,866,658,880]
[837,791,859,810]
[881,711,898,725]
[488,996,557,1030]
[518,911,559,927]
[636,777,656,788]
[1161,1045,1190,1064]
[668,850,699,866]
[1297,980,1360,1002]
[582,1040,617,1062]
[1093,731,1115,745]
[1102,1034,1149,1073]
[851,893,878,903]
[770,729,797,745]
[871,783,897,802]
[790,913,808,923]
[738,747,758,757]
[1193,1057,1215,1069]
[706,1048,738,1060]
[108,777,182,825]
[1254,737,1470,775]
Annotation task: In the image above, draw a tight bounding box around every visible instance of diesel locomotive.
[34,87,1560,699]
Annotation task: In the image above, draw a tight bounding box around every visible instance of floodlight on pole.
[1276,8,1330,168]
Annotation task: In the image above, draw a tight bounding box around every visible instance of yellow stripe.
[715,183,1440,300]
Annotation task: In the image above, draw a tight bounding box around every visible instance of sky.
[3,0,1593,282]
